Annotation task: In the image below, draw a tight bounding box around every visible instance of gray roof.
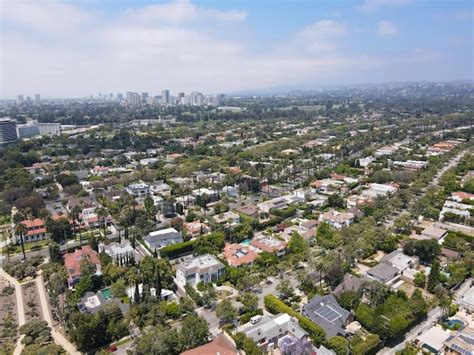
[367,262,399,283]
[302,294,351,338]
[77,291,129,315]
[380,250,400,263]
[333,274,364,296]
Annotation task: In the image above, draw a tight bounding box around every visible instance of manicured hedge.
[264,294,325,345]
[159,240,195,259]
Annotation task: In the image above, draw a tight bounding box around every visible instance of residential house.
[319,210,355,229]
[451,191,474,203]
[223,243,258,267]
[420,226,448,244]
[346,195,372,209]
[90,165,109,176]
[126,284,176,303]
[99,240,137,264]
[333,274,364,297]
[416,325,450,354]
[221,185,239,197]
[366,262,400,285]
[235,204,259,218]
[77,290,128,315]
[302,294,353,338]
[242,313,312,353]
[214,211,240,227]
[192,187,220,202]
[358,156,375,168]
[184,221,210,238]
[144,228,183,251]
[381,250,419,273]
[176,254,225,286]
[251,234,287,256]
[12,217,48,244]
[181,333,238,355]
[392,160,428,171]
[361,183,399,198]
[150,181,172,196]
[443,329,474,355]
[64,246,102,288]
[460,287,474,312]
[125,183,150,198]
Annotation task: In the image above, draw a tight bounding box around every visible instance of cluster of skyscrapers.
[16,94,41,104]
[119,90,224,107]
[0,117,60,146]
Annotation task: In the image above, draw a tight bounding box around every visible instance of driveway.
[196,307,221,336]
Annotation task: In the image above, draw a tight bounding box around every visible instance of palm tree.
[70,205,82,243]
[315,261,326,289]
[95,207,108,237]
[13,220,27,261]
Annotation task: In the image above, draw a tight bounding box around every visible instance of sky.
[0,0,473,98]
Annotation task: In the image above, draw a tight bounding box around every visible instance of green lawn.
[10,239,49,254]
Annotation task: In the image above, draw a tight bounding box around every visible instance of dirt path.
[0,269,26,355]
[36,275,81,354]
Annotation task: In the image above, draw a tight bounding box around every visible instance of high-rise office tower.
[126,92,141,105]
[162,89,170,104]
[35,94,41,103]
[117,93,123,101]
[141,92,149,103]
[0,118,18,145]
[17,95,24,104]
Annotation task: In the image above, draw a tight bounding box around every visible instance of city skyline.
[1,0,473,98]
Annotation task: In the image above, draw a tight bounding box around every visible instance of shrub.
[184,285,203,307]
[159,240,195,259]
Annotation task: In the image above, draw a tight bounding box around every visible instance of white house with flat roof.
[126,183,150,197]
[144,228,183,251]
[176,254,225,286]
[99,240,136,264]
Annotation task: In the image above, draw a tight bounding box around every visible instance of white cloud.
[125,0,247,24]
[298,20,346,52]
[376,20,399,36]
[0,0,95,32]
[358,0,411,13]
[0,0,454,98]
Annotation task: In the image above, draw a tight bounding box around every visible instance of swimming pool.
[444,318,464,329]
[240,239,251,247]
[101,288,112,299]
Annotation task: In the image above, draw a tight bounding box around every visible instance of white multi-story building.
[126,183,150,198]
[176,254,225,286]
[319,210,355,229]
[144,227,183,251]
[99,240,136,264]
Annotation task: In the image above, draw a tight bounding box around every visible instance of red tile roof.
[223,243,258,267]
[181,334,238,355]
[20,218,45,228]
[63,246,101,280]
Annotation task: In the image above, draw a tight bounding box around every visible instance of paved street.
[384,150,468,228]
